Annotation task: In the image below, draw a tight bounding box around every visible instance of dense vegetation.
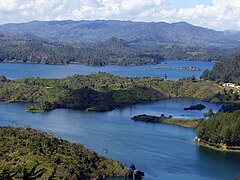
[1,34,239,66]
[0,34,164,66]
[183,104,206,110]
[131,114,203,128]
[1,20,240,47]
[0,126,129,179]
[201,55,240,83]
[197,111,240,148]
[0,73,237,112]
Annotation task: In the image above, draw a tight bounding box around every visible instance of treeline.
[0,126,129,179]
[0,34,163,66]
[201,55,240,82]
[0,34,239,66]
[0,73,238,112]
[197,111,240,147]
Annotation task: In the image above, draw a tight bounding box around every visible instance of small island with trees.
[184,104,206,110]
[180,66,201,71]
[131,114,203,128]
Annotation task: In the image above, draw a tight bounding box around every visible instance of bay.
[0,98,240,180]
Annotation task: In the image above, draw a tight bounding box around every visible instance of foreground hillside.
[0,126,129,179]
[0,73,237,112]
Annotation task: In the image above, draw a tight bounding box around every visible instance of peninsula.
[196,110,240,152]
[0,73,237,112]
[131,114,203,128]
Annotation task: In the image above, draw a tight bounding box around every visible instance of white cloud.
[0,0,239,30]
[0,0,17,11]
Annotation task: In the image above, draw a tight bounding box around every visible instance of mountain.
[0,33,239,66]
[0,20,240,46]
[0,34,164,65]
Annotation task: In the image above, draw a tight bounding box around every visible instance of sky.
[0,0,239,30]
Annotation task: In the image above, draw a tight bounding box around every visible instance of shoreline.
[195,139,240,153]
[131,114,203,128]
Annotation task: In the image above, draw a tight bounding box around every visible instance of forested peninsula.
[0,73,238,112]
[0,126,129,179]
[131,114,203,128]
[196,111,240,152]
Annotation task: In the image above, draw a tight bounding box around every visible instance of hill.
[0,20,240,47]
[201,55,240,82]
[0,126,129,179]
[0,73,238,112]
[196,111,240,151]
[0,34,164,65]
[0,34,238,66]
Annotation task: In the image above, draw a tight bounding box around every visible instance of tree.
[203,109,214,118]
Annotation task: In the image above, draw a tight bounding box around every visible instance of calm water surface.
[0,98,240,180]
[0,60,214,80]
[1,61,239,179]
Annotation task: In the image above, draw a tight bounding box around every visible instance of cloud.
[0,0,17,11]
[0,0,239,30]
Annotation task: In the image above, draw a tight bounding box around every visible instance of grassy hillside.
[0,126,129,179]
[0,73,237,112]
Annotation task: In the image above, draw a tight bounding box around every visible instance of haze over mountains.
[0,20,240,46]
[0,20,240,66]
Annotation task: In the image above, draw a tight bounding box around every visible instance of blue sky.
[0,0,239,30]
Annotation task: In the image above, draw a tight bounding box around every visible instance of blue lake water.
[0,60,214,80]
[0,98,240,180]
[1,61,240,179]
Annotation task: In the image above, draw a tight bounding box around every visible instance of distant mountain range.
[0,20,240,46]
[1,33,239,65]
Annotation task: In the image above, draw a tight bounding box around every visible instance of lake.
[1,61,240,179]
[0,60,214,80]
[0,98,240,180]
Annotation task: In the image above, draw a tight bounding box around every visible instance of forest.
[0,126,129,179]
[0,73,238,112]
[0,34,239,66]
[201,55,240,83]
[197,111,240,147]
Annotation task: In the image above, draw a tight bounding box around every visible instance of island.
[153,66,201,71]
[0,73,237,113]
[180,66,201,71]
[0,126,129,179]
[196,110,240,152]
[153,65,172,69]
[184,104,206,110]
[131,114,203,128]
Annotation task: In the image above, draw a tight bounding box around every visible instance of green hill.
[0,73,237,112]
[0,126,129,179]
[196,111,240,151]
[201,55,240,83]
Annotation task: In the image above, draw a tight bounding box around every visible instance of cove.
[1,98,240,180]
